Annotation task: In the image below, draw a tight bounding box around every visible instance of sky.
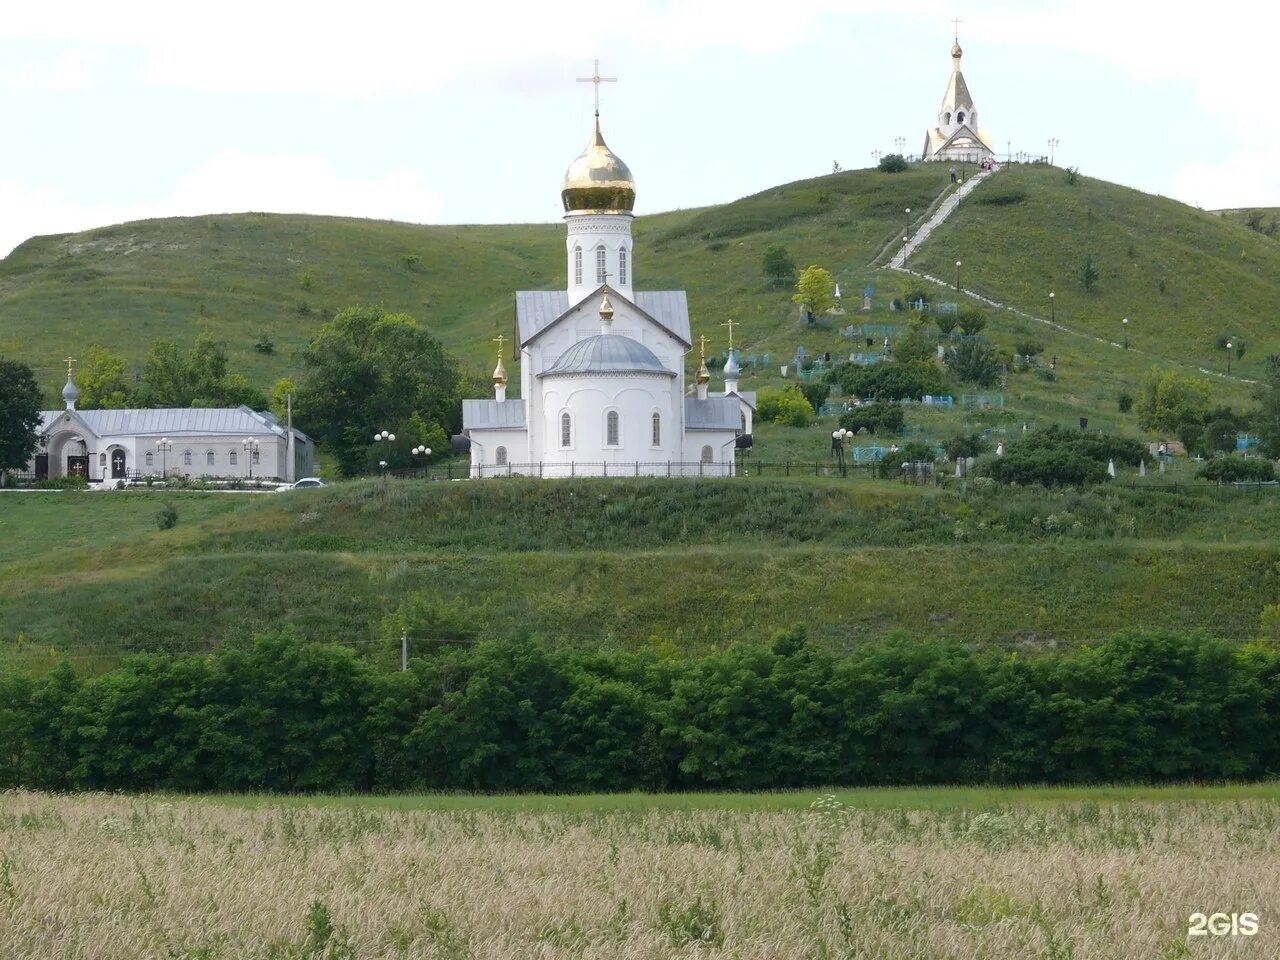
[0,0,1275,256]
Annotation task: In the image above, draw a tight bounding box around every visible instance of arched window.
[596,245,607,284]
[99,453,106,467]
[206,450,216,466]
[619,247,628,286]
[252,449,260,464]
[183,450,192,466]
[944,111,951,125]
[573,246,582,286]
[741,412,748,433]
[701,445,714,463]
[230,450,238,466]
[606,411,620,446]
[651,411,661,447]
[956,111,965,124]
[145,452,154,467]
[495,446,507,466]
[560,412,572,448]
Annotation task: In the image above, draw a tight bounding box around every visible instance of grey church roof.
[685,395,742,431]
[40,405,308,440]
[462,398,527,431]
[540,334,674,378]
[515,287,691,347]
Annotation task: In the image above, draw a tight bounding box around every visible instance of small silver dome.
[62,378,80,402]
[541,335,674,378]
[723,348,740,378]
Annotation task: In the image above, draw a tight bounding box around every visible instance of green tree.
[77,346,134,409]
[956,309,988,336]
[892,323,935,365]
[135,335,266,409]
[0,357,41,474]
[792,265,836,318]
[934,313,958,338]
[1080,255,1100,292]
[295,305,464,477]
[1253,356,1280,457]
[755,384,814,427]
[945,339,1000,386]
[762,246,796,288]
[270,377,298,423]
[878,154,908,173]
[1136,368,1212,433]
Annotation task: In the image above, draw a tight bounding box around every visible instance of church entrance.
[67,456,89,479]
[35,454,48,480]
[111,449,127,478]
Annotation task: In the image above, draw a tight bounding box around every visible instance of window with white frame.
[596,245,607,284]
[252,449,260,464]
[606,410,619,446]
[496,446,507,466]
[701,445,713,463]
[230,450,238,465]
[560,412,572,448]
[206,450,216,466]
[618,247,628,286]
[651,411,661,447]
[573,246,582,285]
[183,450,192,466]
[145,452,154,467]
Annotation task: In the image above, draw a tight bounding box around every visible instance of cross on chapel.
[721,318,737,350]
[65,356,75,378]
[577,59,617,117]
[492,334,506,359]
[697,334,709,361]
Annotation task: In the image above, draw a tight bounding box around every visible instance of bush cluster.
[827,361,945,401]
[838,402,904,435]
[1198,456,1277,484]
[756,385,814,427]
[981,426,1145,487]
[2,630,1278,792]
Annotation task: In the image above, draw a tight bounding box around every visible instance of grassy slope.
[3,479,1277,667]
[3,164,1269,430]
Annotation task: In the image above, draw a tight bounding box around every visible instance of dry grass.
[1,791,1277,958]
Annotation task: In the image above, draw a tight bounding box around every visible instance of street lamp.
[871,149,882,164]
[1048,291,1055,323]
[241,436,259,479]
[1122,317,1129,350]
[155,437,172,478]
[902,235,910,269]
[831,427,853,477]
[374,429,396,478]
[1048,137,1060,165]
[1226,340,1233,374]
[894,136,905,155]
[412,445,431,478]
[955,260,962,292]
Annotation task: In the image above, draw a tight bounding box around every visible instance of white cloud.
[0,152,442,255]
[1171,152,1280,212]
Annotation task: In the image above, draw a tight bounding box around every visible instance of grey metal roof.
[685,396,741,431]
[516,286,691,348]
[540,334,674,378]
[39,405,306,440]
[732,390,758,411]
[462,398,527,431]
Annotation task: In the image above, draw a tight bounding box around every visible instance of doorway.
[111,449,127,479]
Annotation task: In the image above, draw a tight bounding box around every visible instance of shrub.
[798,380,830,413]
[1201,417,1239,454]
[945,339,1000,386]
[1198,457,1277,484]
[762,245,796,288]
[878,153,908,173]
[1118,391,1134,413]
[974,188,1027,206]
[1080,255,1100,292]
[956,310,987,336]
[839,402,903,436]
[253,332,275,355]
[877,440,934,479]
[828,361,945,401]
[978,425,1143,486]
[756,385,814,427]
[934,314,958,338]
[157,503,179,530]
[944,433,988,460]
[1014,339,1044,358]
[34,475,88,490]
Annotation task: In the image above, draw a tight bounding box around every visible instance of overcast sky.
[0,0,1274,256]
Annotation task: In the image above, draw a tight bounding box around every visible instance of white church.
[461,89,755,478]
[922,36,996,164]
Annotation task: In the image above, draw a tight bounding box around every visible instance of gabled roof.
[516,285,692,349]
[685,395,741,431]
[39,406,306,440]
[462,398,527,431]
[926,123,995,156]
[729,390,757,411]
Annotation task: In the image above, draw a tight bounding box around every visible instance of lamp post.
[902,235,910,270]
[155,437,172,478]
[241,436,259,480]
[871,149,882,164]
[412,444,432,478]
[1226,340,1233,374]
[374,429,396,479]
[1048,137,1059,165]
[1048,291,1055,323]
[955,260,962,292]
[831,427,853,477]
[894,136,905,155]
[1122,317,1129,350]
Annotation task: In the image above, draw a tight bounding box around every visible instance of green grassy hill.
[4,163,1272,431]
[2,478,1277,671]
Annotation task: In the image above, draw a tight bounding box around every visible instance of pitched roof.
[515,285,691,348]
[462,398,527,431]
[685,395,741,431]
[39,406,307,440]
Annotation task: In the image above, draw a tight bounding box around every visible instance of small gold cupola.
[491,334,509,401]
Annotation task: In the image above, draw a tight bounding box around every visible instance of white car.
[276,477,327,491]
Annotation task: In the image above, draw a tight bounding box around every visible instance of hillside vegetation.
[2,479,1277,668]
[3,163,1272,429]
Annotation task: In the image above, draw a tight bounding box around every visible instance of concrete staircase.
[889,167,996,270]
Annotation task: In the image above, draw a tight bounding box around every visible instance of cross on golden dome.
[577,59,617,117]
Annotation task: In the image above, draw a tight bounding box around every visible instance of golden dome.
[952,42,963,58]
[492,355,507,385]
[562,117,636,214]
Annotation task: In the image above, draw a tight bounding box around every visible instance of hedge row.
[3,630,1278,792]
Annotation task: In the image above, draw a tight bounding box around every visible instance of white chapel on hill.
[461,71,755,478]
[922,34,996,164]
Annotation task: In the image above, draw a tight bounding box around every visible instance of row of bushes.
[3,630,1278,792]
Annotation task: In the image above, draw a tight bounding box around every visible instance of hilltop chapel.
[922,34,996,165]
[460,69,755,478]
